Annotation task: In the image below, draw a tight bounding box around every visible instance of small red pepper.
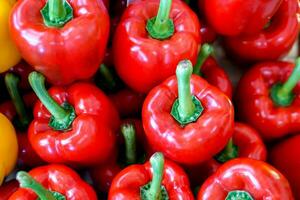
[224,0,299,62]
[2,73,44,168]
[200,0,283,36]
[186,122,267,187]
[10,0,110,85]
[235,58,300,140]
[199,22,217,44]
[28,71,120,166]
[113,0,200,93]
[9,164,97,200]
[270,134,300,200]
[143,60,234,165]
[197,158,294,200]
[108,152,194,199]
[193,44,233,99]
[0,180,19,200]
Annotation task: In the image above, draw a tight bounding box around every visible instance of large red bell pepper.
[28,71,120,166]
[10,0,109,85]
[193,44,232,98]
[197,158,294,200]
[186,122,267,187]
[143,60,234,165]
[9,164,97,200]
[113,0,200,93]
[108,152,194,199]
[270,134,300,200]
[224,0,299,62]
[200,0,283,36]
[235,58,300,140]
[2,73,44,168]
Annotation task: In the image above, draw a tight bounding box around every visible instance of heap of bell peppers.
[0,0,299,199]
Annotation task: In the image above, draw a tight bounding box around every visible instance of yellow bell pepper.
[0,113,18,185]
[0,0,21,73]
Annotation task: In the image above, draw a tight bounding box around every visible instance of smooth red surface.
[108,158,194,199]
[28,83,120,166]
[10,0,109,85]
[142,74,234,165]
[197,158,294,200]
[201,0,282,36]
[199,23,217,44]
[224,0,299,61]
[0,93,44,168]
[270,134,300,200]
[9,165,97,200]
[109,89,145,118]
[0,180,19,200]
[235,61,300,140]
[201,57,232,99]
[186,122,267,186]
[113,0,201,93]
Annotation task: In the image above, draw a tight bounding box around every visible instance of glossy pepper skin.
[270,134,300,200]
[113,0,200,93]
[10,0,109,85]
[186,122,267,186]
[0,0,21,73]
[200,0,283,36]
[197,158,294,200]
[235,59,300,140]
[108,153,194,200]
[0,113,18,185]
[28,72,120,166]
[143,60,234,165]
[9,164,97,200]
[224,0,299,62]
[0,180,19,200]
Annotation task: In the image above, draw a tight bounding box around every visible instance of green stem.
[193,44,214,76]
[49,0,67,22]
[5,73,30,128]
[98,64,117,91]
[226,190,254,200]
[121,123,137,165]
[270,58,300,107]
[177,60,195,120]
[215,138,239,163]
[148,153,165,199]
[16,171,57,200]
[146,0,174,40]
[28,72,75,131]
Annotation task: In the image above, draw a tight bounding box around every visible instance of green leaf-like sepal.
[146,17,174,40]
[226,190,254,200]
[140,182,169,200]
[49,102,76,131]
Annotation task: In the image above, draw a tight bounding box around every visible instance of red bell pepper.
[193,44,232,98]
[235,58,300,140]
[270,134,300,200]
[90,119,149,193]
[10,0,109,85]
[108,152,194,199]
[28,71,120,166]
[143,60,234,165]
[113,0,200,93]
[224,0,299,62]
[199,22,217,44]
[197,158,294,200]
[9,164,97,200]
[186,122,267,187]
[8,61,33,91]
[3,73,44,168]
[200,0,283,36]
[0,180,19,200]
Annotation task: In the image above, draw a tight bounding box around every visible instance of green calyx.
[5,73,32,131]
[226,190,254,200]
[140,153,169,200]
[121,123,137,165]
[41,0,73,28]
[193,43,214,76]
[215,138,239,163]
[146,0,174,40]
[171,60,203,126]
[270,57,300,107]
[28,71,76,131]
[16,171,66,200]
